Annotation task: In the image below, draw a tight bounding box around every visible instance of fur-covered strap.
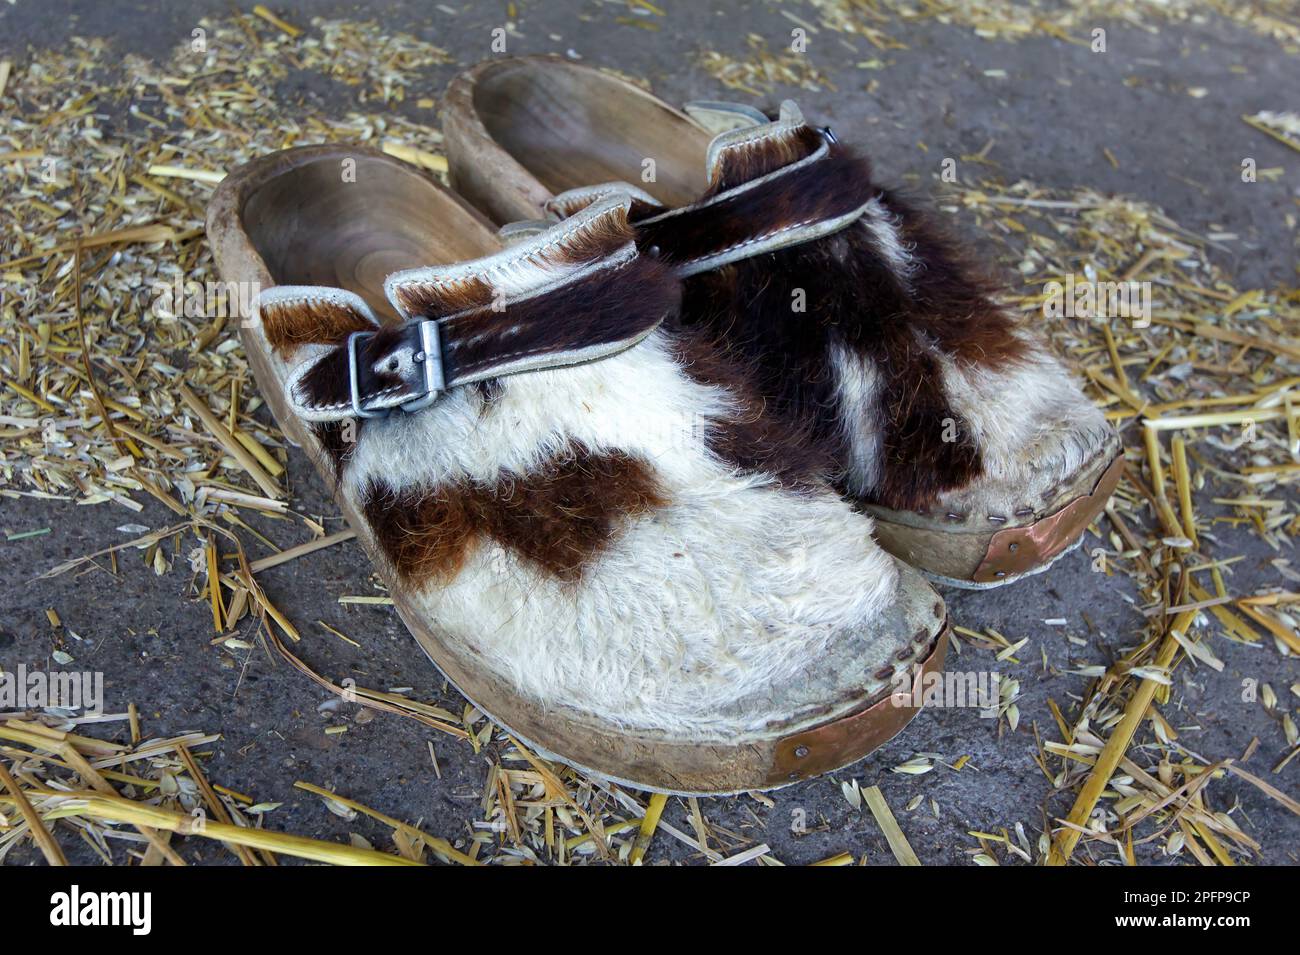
[516,103,875,278]
[635,131,877,277]
[545,182,664,220]
[271,197,679,422]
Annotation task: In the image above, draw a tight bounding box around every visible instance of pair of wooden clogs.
[206,57,1120,793]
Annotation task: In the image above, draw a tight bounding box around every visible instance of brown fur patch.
[637,135,1029,510]
[311,420,359,483]
[475,378,505,405]
[636,144,873,269]
[879,190,1027,369]
[389,273,497,322]
[361,443,667,584]
[666,324,834,489]
[866,330,983,512]
[392,203,638,319]
[260,298,374,358]
[670,205,992,511]
[705,123,824,195]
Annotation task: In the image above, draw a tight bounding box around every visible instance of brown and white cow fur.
[545,104,1116,527]
[251,199,915,736]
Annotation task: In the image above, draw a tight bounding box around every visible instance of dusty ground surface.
[2,0,1298,865]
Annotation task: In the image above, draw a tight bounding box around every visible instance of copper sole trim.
[768,623,950,786]
[972,455,1125,585]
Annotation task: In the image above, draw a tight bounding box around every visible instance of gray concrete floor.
[2,0,1298,865]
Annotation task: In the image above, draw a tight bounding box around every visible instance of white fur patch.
[858,199,916,289]
[831,316,1112,518]
[933,332,1112,515]
[341,330,902,734]
[254,206,916,735]
[421,481,896,735]
[831,340,883,498]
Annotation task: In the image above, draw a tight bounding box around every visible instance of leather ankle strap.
[260,198,680,423]
[537,105,878,278]
[635,131,876,276]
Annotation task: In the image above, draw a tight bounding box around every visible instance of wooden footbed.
[241,152,497,319]
[444,57,714,224]
[469,58,712,205]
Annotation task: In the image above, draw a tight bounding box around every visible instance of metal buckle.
[400,320,445,414]
[346,331,385,419]
[346,321,445,419]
